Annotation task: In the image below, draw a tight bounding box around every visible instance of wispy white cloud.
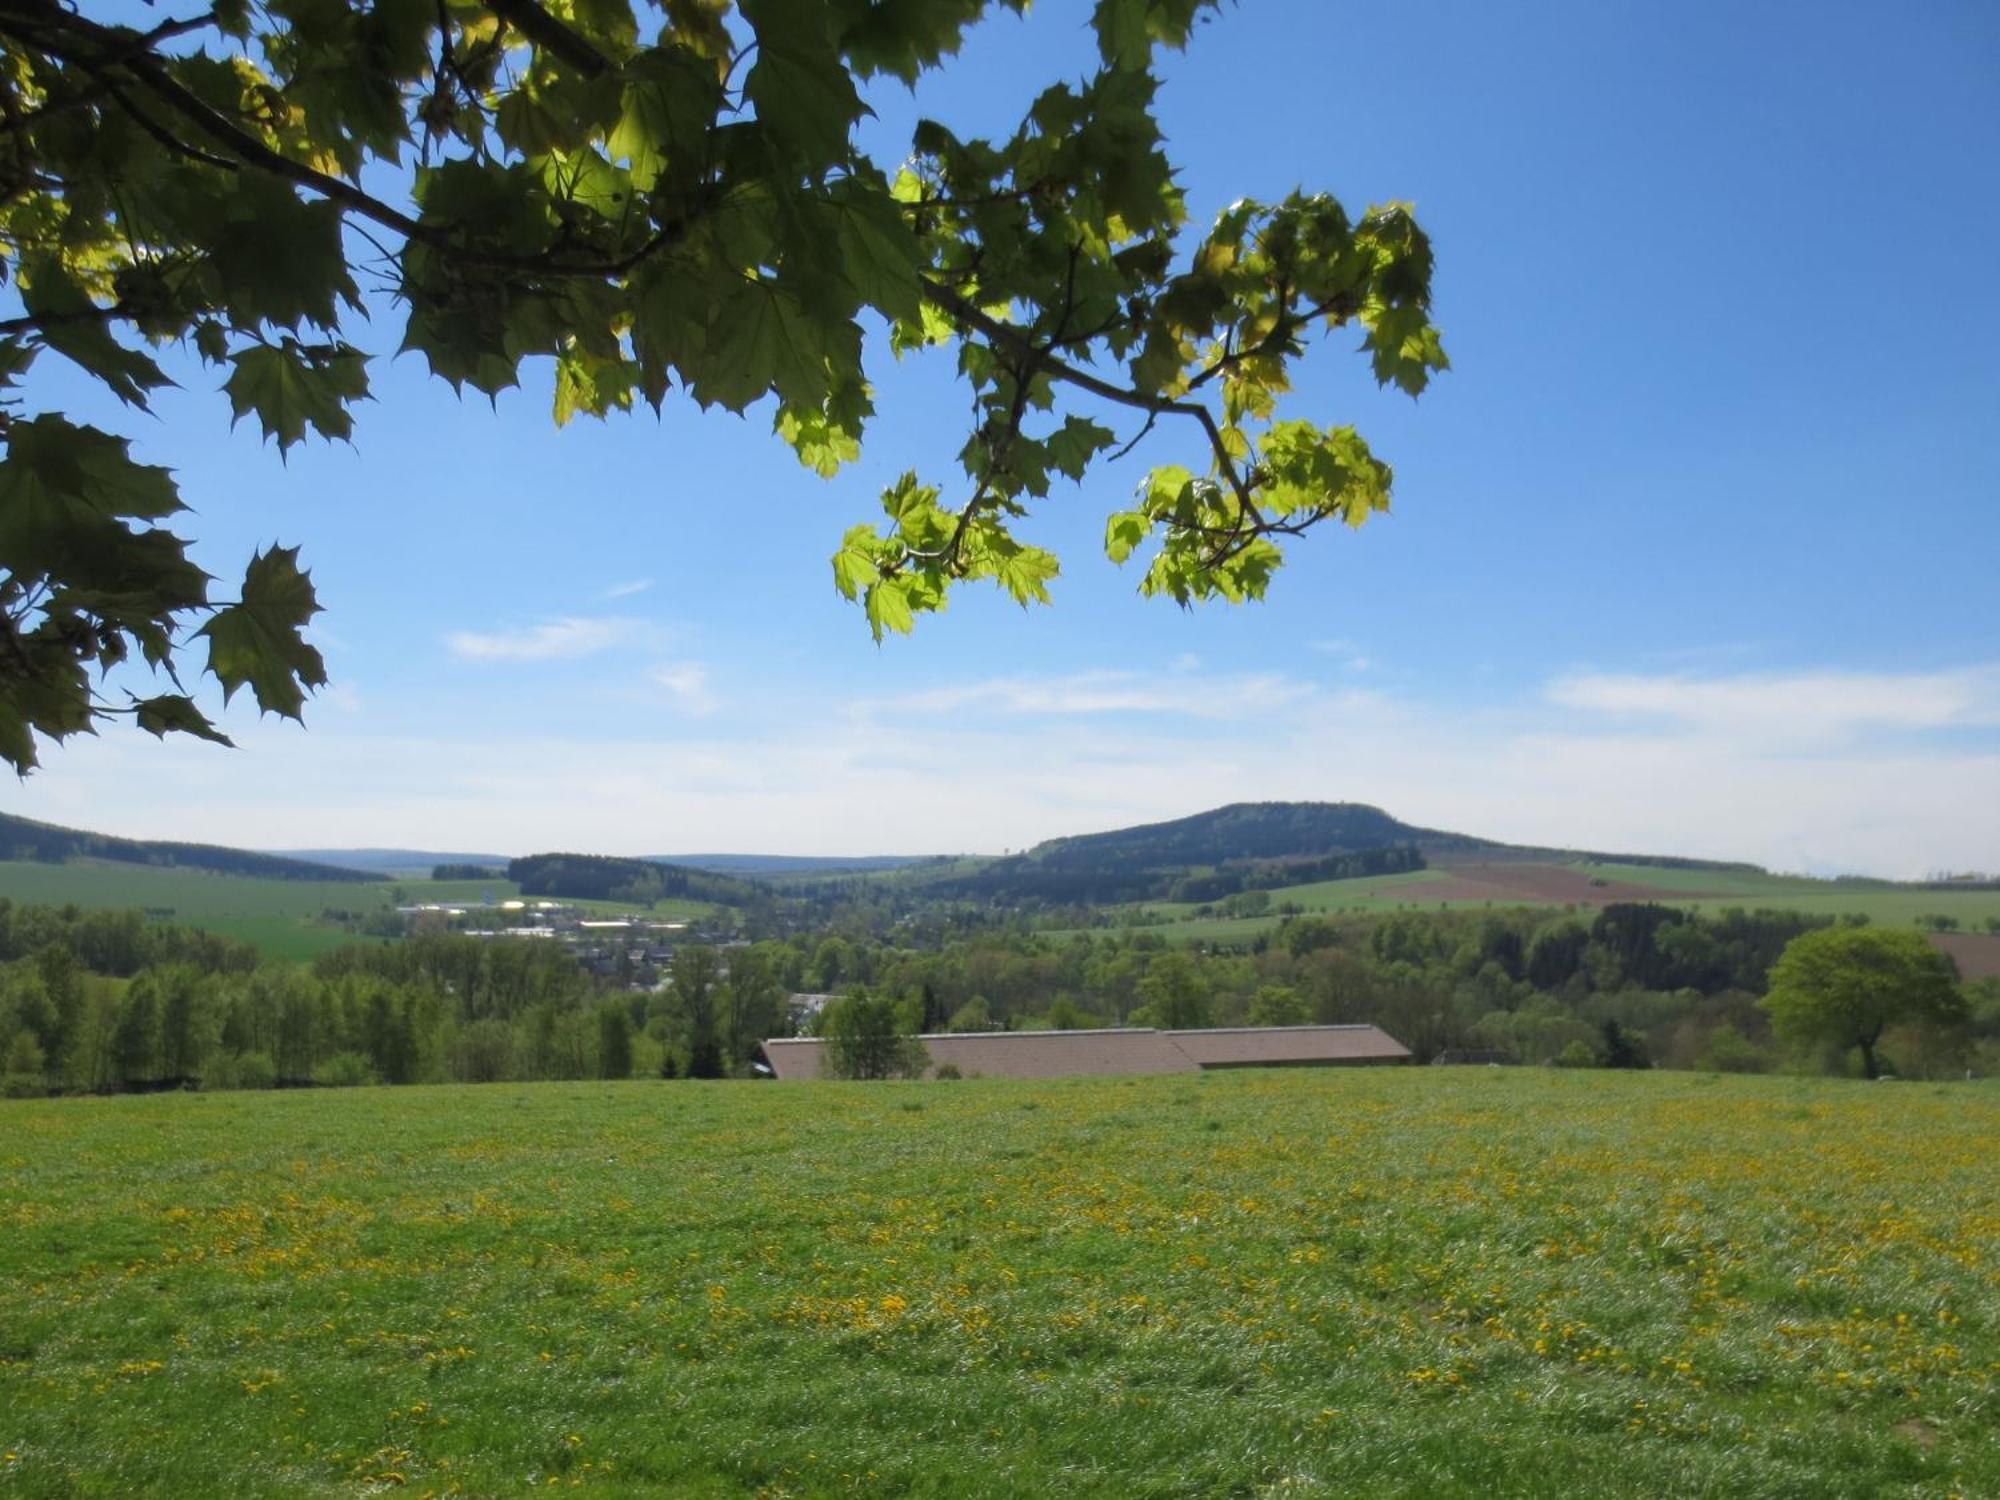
[855,669,1320,721]
[445,617,638,662]
[1309,638,1371,672]
[14,662,2000,880]
[649,662,715,716]
[601,579,654,601]
[1547,667,2000,745]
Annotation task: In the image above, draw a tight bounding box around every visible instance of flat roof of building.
[760,1023,1409,1080]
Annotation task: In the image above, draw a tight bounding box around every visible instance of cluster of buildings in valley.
[394,893,732,989]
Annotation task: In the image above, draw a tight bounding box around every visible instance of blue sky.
[11,0,1999,875]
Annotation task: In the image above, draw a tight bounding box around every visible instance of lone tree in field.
[0,0,1445,773]
[820,991,926,1080]
[1761,925,1964,1079]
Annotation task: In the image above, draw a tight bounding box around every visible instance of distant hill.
[0,812,376,884]
[922,801,1760,906]
[651,853,931,876]
[507,853,767,909]
[278,848,513,877]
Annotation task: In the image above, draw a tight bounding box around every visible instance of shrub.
[1696,1025,1769,1074]
[1553,1039,1598,1069]
[934,1062,963,1080]
[207,1051,278,1091]
[313,1051,377,1088]
[450,1020,513,1084]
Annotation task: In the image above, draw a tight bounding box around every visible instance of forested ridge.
[505,853,767,908]
[914,801,1763,906]
[0,812,374,883]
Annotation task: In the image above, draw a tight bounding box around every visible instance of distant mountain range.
[911,801,1763,906]
[3,801,1770,907]
[279,848,513,877]
[271,849,935,879]
[649,853,933,876]
[0,812,376,883]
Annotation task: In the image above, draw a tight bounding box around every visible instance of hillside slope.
[921,801,1761,906]
[0,812,375,883]
[278,848,512,876]
[506,852,767,908]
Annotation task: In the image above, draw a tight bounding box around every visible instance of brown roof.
[761,1023,1409,1080]
[761,1028,1194,1081]
[1164,1024,1411,1067]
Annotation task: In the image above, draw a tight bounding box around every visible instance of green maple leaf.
[990,543,1060,606]
[608,45,720,191]
[865,577,915,641]
[207,180,361,332]
[198,546,328,719]
[224,343,370,452]
[1104,509,1150,564]
[19,256,171,408]
[132,694,234,746]
[827,178,923,325]
[776,402,862,477]
[831,523,885,601]
[0,418,203,606]
[553,344,639,425]
[688,279,835,412]
[741,0,868,170]
[1045,415,1116,481]
[1092,0,1206,69]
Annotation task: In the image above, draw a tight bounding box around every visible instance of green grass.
[1671,890,2000,927]
[1133,868,1454,923]
[1079,862,2000,946]
[1577,863,1830,897]
[2,1070,1993,1496]
[0,862,719,961]
[0,862,396,960]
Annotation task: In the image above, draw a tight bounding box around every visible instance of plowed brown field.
[1931,931,2000,980]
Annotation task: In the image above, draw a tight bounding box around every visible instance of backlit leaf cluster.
[0,0,1443,769]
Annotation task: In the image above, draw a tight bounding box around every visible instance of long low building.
[759,1023,1410,1080]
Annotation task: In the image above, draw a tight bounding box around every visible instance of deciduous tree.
[1761,926,1964,1079]
[821,989,925,1079]
[0,0,1444,772]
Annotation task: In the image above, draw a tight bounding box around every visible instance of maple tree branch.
[919,277,1262,520]
[0,301,138,335]
[1183,291,1354,393]
[0,3,681,279]
[486,0,611,80]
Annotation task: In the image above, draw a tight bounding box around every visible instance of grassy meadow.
[0,862,716,961]
[1100,863,2000,947]
[2,1070,1993,1497]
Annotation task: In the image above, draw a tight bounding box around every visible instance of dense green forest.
[2,894,1992,1097]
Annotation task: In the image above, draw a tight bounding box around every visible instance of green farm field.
[1097,863,2000,946]
[2,1071,1993,1497]
[0,862,717,961]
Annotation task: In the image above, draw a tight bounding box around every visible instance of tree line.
[0,910,789,1097]
[3,898,1992,1096]
[783,903,1994,1080]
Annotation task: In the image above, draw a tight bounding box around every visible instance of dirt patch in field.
[1931,932,2000,980]
[1394,862,1698,906]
